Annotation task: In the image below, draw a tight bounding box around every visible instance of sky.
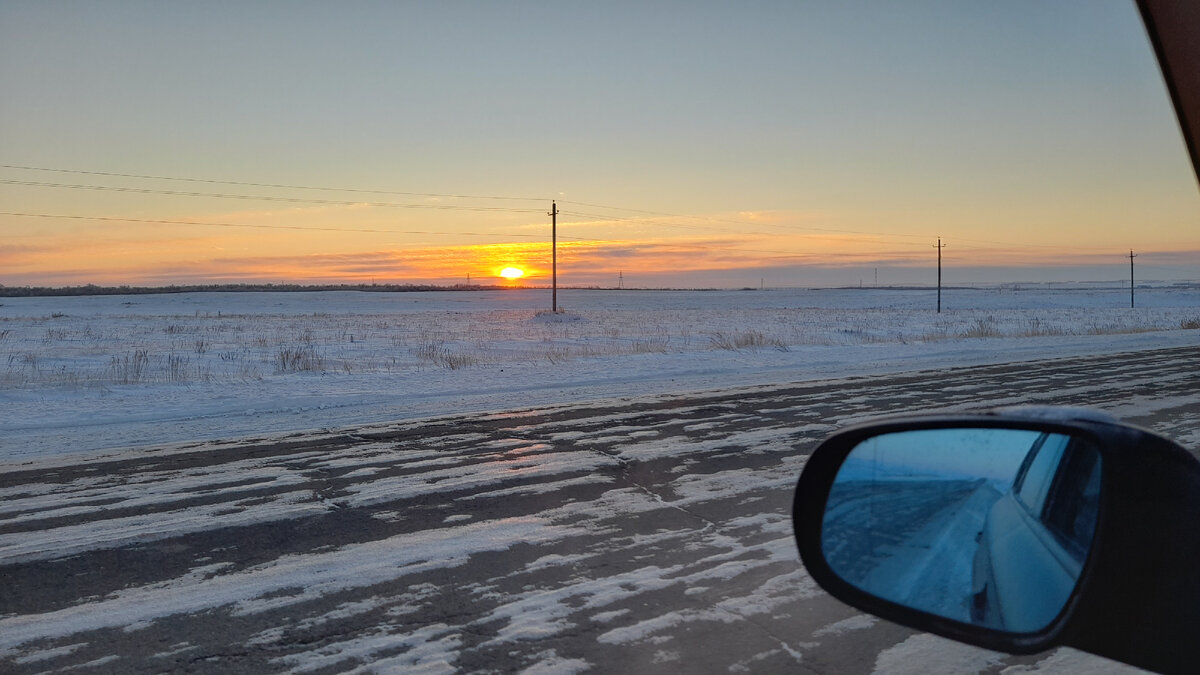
[838,428,1043,484]
[1,0,1198,288]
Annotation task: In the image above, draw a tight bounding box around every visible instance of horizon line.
[3,279,1197,299]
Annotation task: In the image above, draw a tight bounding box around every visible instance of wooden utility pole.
[1130,250,1137,308]
[550,201,558,312]
[935,238,946,313]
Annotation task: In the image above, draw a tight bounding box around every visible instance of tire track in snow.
[0,346,1194,673]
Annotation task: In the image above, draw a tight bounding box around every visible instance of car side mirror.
[793,411,1200,675]
[820,426,1100,633]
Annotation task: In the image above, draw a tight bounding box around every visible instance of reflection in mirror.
[821,428,1101,633]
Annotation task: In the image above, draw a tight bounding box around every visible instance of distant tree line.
[0,283,523,297]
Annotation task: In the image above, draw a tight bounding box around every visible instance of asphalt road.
[2,345,1196,673]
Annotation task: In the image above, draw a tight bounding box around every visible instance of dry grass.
[1020,318,1065,337]
[414,340,480,370]
[109,349,150,384]
[707,330,787,351]
[3,294,1197,388]
[631,336,670,354]
[276,345,325,373]
[960,316,1002,338]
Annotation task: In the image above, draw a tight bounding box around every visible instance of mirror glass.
[821,427,1101,633]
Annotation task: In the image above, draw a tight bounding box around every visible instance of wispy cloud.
[4,205,1197,287]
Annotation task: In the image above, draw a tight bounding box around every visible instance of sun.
[499,267,525,280]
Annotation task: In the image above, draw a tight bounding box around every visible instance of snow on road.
[2,338,1192,672]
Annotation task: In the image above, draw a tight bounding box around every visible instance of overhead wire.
[0,164,957,244]
[558,202,1142,255]
[3,168,926,251]
[0,180,544,213]
[943,234,1121,253]
[558,198,936,240]
[557,209,943,250]
[0,164,545,202]
[0,164,1146,258]
[1,211,947,263]
[0,212,594,241]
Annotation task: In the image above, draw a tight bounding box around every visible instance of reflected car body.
[970,432,1102,632]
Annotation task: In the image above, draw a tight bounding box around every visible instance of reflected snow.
[820,428,1039,623]
[823,477,1001,622]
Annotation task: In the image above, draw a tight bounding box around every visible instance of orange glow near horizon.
[6,229,1198,287]
[4,209,1199,287]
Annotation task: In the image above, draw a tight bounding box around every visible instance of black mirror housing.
[793,411,1200,674]
[1059,423,1200,674]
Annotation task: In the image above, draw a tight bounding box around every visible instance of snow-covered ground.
[2,284,1197,460]
[2,289,1190,673]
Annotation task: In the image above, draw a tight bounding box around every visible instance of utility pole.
[550,201,558,312]
[1130,250,1137,308]
[934,238,946,313]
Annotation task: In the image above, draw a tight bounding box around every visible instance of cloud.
[5,217,1197,288]
[0,244,58,265]
[734,209,832,225]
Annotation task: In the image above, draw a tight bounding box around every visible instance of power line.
[558,209,938,249]
[0,175,935,249]
[0,164,545,202]
[5,211,1145,271]
[0,211,927,261]
[560,199,935,240]
[0,165,943,241]
[947,234,1117,253]
[1,164,1144,255]
[0,180,544,213]
[559,209,748,235]
[560,202,1132,254]
[0,211,594,240]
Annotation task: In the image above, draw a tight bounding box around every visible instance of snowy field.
[2,284,1198,460]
